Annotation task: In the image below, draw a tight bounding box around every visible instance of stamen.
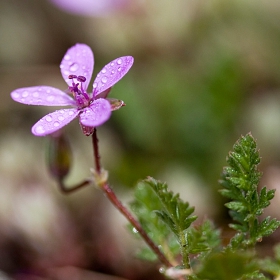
[77,76,86,82]
[68,74,77,79]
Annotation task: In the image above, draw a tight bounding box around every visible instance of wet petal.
[60,43,94,90]
[79,99,111,127]
[32,108,79,136]
[49,0,129,16]
[93,56,134,97]
[11,86,76,106]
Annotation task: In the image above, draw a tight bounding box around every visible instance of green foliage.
[195,251,264,280]
[186,220,221,258]
[130,177,221,270]
[130,179,180,262]
[129,133,280,279]
[259,244,280,278]
[219,133,280,249]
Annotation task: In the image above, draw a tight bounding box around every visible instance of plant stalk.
[92,129,172,268]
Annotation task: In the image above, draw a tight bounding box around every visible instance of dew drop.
[47,96,54,102]
[117,58,122,65]
[33,91,39,97]
[22,91,29,97]
[117,67,122,72]
[69,111,74,116]
[58,115,65,121]
[53,121,60,127]
[93,83,97,88]
[13,92,20,98]
[101,68,106,74]
[101,77,107,84]
[64,70,70,75]
[159,267,165,274]
[111,70,115,75]
[64,54,70,60]
[110,62,115,66]
[70,63,79,72]
[35,126,45,134]
[45,116,52,122]
[132,228,138,234]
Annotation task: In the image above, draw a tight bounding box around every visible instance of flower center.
[68,75,90,109]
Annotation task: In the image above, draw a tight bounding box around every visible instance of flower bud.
[46,131,72,181]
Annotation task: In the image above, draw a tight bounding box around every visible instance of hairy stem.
[92,129,172,268]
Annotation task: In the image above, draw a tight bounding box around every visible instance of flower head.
[11,44,134,136]
[49,0,129,16]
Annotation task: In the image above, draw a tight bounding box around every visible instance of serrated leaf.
[225,201,247,212]
[219,133,280,249]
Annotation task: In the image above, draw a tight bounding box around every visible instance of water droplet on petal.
[101,77,107,84]
[33,91,39,97]
[93,83,97,88]
[117,67,122,72]
[70,63,79,72]
[69,111,74,116]
[47,95,54,102]
[111,70,115,75]
[64,54,71,60]
[46,116,52,122]
[13,92,20,98]
[58,116,65,121]
[36,126,45,134]
[110,62,115,66]
[117,58,122,65]
[101,68,106,74]
[54,121,60,127]
[22,91,29,97]
[64,70,70,75]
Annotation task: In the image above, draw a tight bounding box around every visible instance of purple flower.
[49,0,129,16]
[11,43,134,136]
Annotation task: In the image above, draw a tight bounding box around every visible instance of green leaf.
[186,220,221,257]
[129,179,180,263]
[196,251,258,280]
[144,177,197,240]
[219,133,280,249]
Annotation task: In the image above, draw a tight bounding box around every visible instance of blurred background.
[2,0,280,279]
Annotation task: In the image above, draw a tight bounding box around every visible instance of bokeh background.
[2,0,280,279]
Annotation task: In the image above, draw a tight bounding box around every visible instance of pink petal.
[11,86,76,106]
[93,56,134,97]
[60,43,94,90]
[79,99,111,127]
[49,0,129,16]
[32,108,79,136]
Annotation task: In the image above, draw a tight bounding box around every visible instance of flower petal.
[49,0,129,16]
[60,43,94,90]
[32,108,79,136]
[79,99,111,127]
[11,86,76,106]
[93,56,134,97]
